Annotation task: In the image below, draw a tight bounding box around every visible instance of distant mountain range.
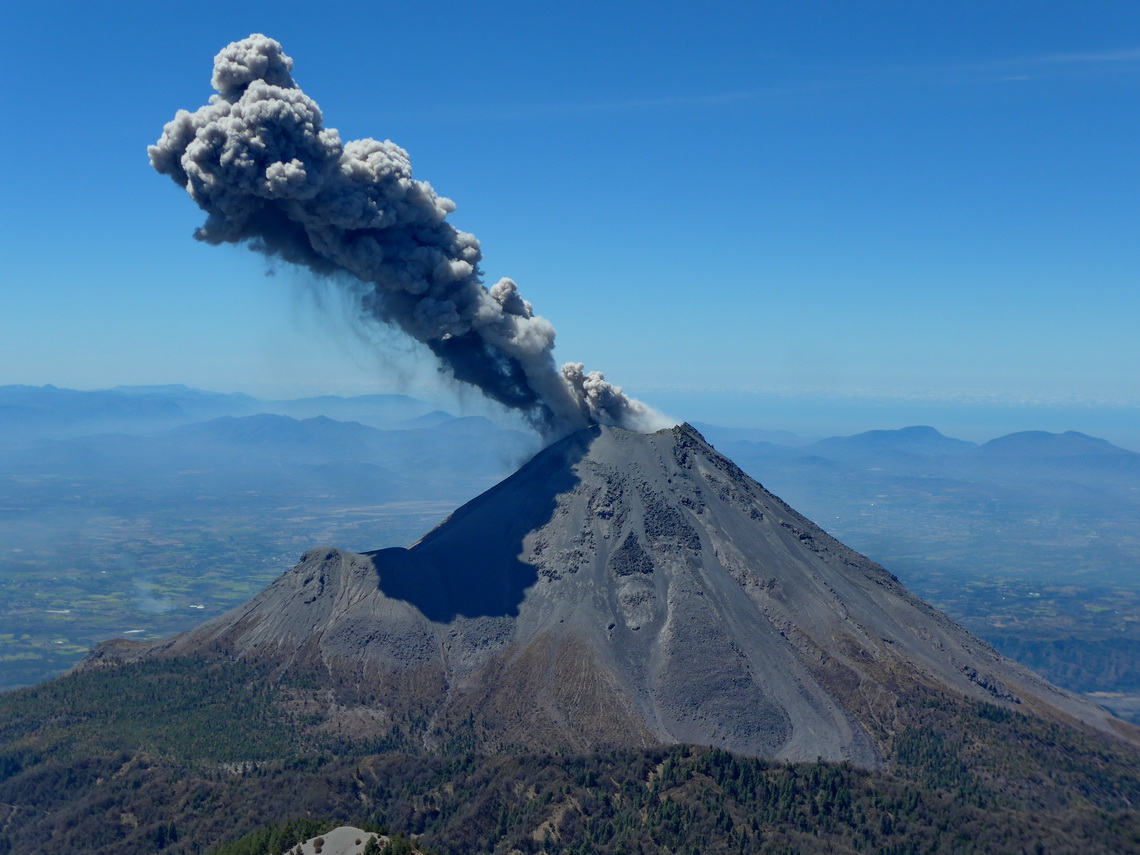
[0,384,539,495]
[696,420,1140,472]
[696,420,1140,579]
[0,384,457,440]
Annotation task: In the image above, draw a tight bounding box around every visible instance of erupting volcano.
[135,35,1138,766]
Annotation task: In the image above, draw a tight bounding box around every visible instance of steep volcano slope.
[92,424,1135,764]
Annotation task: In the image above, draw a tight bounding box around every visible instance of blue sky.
[2,2,1137,444]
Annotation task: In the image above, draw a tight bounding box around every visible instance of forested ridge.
[0,656,1138,854]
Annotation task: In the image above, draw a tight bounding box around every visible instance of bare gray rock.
[88,423,1137,763]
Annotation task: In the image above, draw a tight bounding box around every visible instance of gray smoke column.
[150,34,665,439]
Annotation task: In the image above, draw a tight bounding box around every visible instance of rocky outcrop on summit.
[90,424,1136,764]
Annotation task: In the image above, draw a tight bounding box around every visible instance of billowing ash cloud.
[150,34,665,439]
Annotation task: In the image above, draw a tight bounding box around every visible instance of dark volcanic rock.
[87,424,1136,764]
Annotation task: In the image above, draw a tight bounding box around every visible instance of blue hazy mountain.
[0,385,476,444]
[161,412,537,479]
[977,429,1131,458]
[113,383,260,411]
[706,425,1140,586]
[259,392,443,428]
[807,425,977,459]
[0,384,190,441]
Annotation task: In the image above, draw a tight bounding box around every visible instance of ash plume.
[150,34,665,439]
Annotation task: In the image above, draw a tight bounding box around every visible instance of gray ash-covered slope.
[91,424,1134,764]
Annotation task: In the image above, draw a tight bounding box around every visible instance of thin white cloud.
[411,45,1139,123]
[925,45,1140,82]
[1036,47,1140,64]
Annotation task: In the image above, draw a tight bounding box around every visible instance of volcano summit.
[88,423,1134,764]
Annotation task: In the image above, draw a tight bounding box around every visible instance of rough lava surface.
[88,424,1137,764]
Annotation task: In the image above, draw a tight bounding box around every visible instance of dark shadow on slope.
[366,426,598,622]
